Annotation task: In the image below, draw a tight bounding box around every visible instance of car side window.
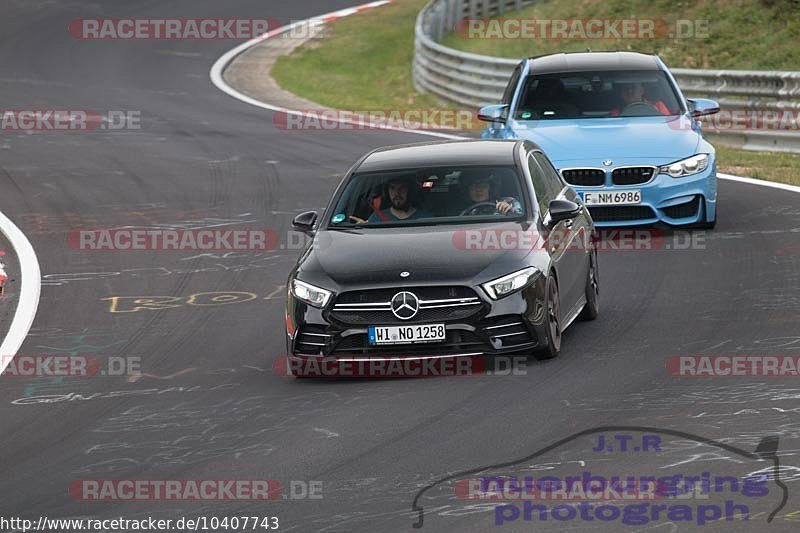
[526,153,551,213]
[501,63,523,118]
[532,152,565,201]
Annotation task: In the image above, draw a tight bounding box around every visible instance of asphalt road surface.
[0,1,799,532]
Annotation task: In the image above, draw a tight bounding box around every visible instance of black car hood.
[298,223,537,290]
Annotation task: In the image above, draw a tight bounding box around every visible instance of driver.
[366,176,432,222]
[459,172,522,216]
[610,82,670,116]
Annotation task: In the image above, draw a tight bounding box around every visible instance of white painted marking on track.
[209,0,462,141]
[718,172,800,193]
[0,209,41,373]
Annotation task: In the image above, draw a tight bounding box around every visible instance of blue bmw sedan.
[479,52,720,228]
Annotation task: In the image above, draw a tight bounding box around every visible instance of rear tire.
[534,275,562,360]
[578,252,599,321]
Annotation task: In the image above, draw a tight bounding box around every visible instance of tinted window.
[328,166,526,228]
[526,155,551,213]
[515,70,682,120]
[533,152,565,201]
[502,64,523,106]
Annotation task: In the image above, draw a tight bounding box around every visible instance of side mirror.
[548,199,581,224]
[292,211,318,233]
[688,98,720,118]
[477,104,509,123]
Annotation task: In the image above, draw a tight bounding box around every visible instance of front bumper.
[285,278,549,367]
[571,167,716,227]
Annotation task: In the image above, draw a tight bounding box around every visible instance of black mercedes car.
[285,140,598,376]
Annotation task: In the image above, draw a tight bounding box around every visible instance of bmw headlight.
[481,267,541,300]
[659,154,709,178]
[291,279,332,308]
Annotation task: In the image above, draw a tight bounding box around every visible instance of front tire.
[534,275,562,360]
[578,252,599,321]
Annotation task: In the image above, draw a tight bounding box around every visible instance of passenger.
[366,177,432,222]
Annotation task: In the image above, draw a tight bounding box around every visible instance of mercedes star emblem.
[391,291,419,320]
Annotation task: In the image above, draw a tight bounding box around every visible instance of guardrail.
[413,0,800,152]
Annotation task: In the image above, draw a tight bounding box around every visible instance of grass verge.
[716,145,800,186]
[272,0,435,110]
[271,0,800,186]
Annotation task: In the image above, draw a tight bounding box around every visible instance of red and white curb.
[0,210,41,374]
[0,252,7,293]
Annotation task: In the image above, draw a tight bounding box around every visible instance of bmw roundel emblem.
[400,271,410,278]
[391,291,419,320]
[602,160,613,167]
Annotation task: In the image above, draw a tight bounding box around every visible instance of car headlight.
[481,267,541,300]
[291,279,332,308]
[659,154,709,178]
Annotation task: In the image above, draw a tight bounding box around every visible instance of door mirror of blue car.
[477,104,509,123]
[548,199,581,224]
[292,211,318,233]
[688,98,720,118]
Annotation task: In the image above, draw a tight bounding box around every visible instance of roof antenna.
[586,47,592,52]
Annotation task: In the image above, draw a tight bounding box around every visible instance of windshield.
[327,166,527,228]
[515,69,682,120]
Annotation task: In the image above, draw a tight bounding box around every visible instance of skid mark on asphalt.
[100,286,285,313]
[314,428,340,438]
[8,335,130,398]
[127,367,197,383]
[42,258,288,286]
[72,392,349,474]
[19,209,259,235]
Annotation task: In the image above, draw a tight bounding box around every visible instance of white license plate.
[583,190,642,205]
[368,324,446,345]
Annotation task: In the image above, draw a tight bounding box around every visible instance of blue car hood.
[508,115,700,166]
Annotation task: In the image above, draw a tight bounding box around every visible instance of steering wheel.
[619,102,659,117]
[460,202,499,216]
